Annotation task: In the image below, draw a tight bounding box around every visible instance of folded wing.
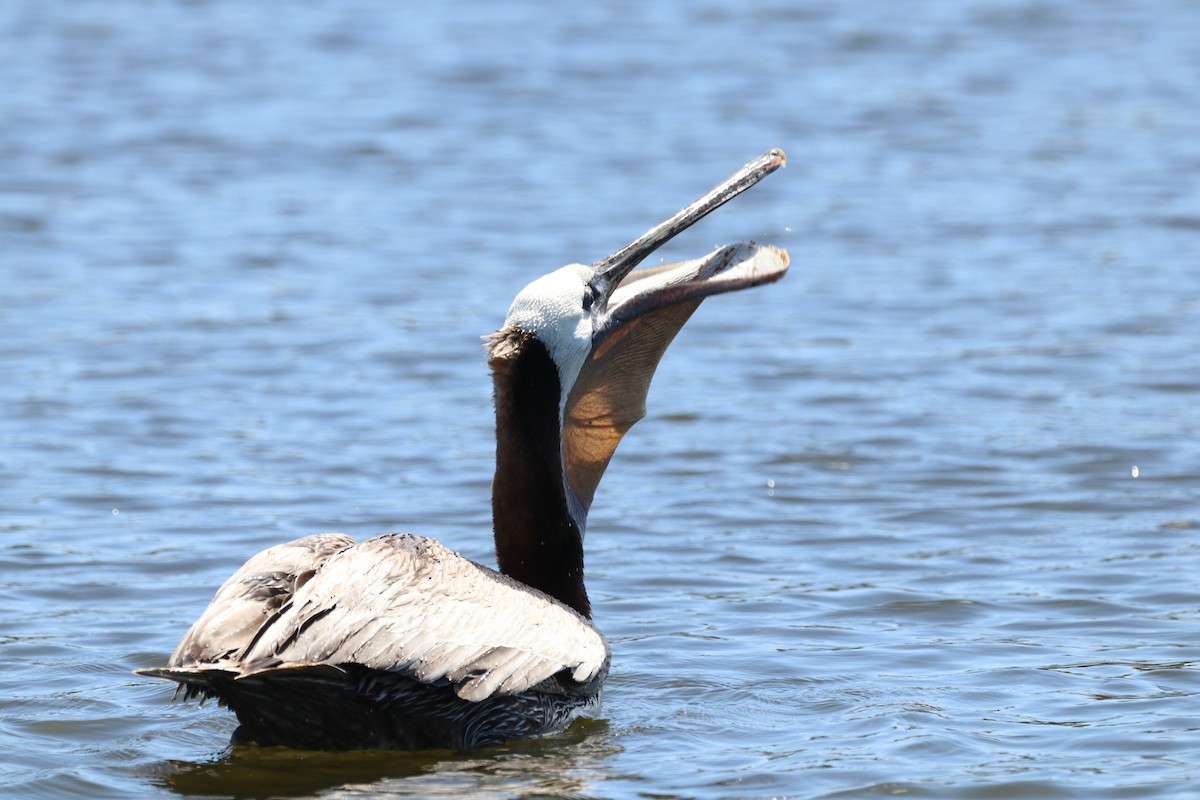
[145,533,609,703]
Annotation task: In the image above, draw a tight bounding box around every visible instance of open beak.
[592,148,787,294]
[562,149,790,522]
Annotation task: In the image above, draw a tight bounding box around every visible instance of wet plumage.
[141,534,608,750]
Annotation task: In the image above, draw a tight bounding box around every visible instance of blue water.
[3,1,1200,797]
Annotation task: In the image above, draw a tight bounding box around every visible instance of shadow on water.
[142,718,617,799]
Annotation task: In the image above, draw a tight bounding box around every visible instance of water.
[3,1,1199,797]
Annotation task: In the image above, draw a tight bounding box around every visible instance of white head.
[501,262,597,402]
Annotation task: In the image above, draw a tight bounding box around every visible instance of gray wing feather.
[177,533,608,703]
[168,533,356,665]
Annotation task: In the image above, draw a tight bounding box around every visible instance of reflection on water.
[147,720,615,799]
[3,0,1200,798]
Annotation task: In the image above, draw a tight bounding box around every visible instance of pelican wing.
[232,534,609,702]
[166,533,356,666]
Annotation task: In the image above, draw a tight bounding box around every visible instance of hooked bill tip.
[768,148,787,168]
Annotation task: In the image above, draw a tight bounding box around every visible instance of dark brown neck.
[489,331,590,618]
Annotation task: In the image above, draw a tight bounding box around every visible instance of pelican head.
[486,149,789,615]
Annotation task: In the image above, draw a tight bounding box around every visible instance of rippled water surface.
[4,2,1200,798]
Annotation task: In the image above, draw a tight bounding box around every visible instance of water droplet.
[1131,465,1139,478]
[766,479,776,489]
[112,508,119,515]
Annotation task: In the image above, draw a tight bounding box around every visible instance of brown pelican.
[137,149,789,751]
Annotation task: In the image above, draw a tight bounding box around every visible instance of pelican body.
[137,149,789,751]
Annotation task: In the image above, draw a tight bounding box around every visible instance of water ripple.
[4,1,1200,798]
